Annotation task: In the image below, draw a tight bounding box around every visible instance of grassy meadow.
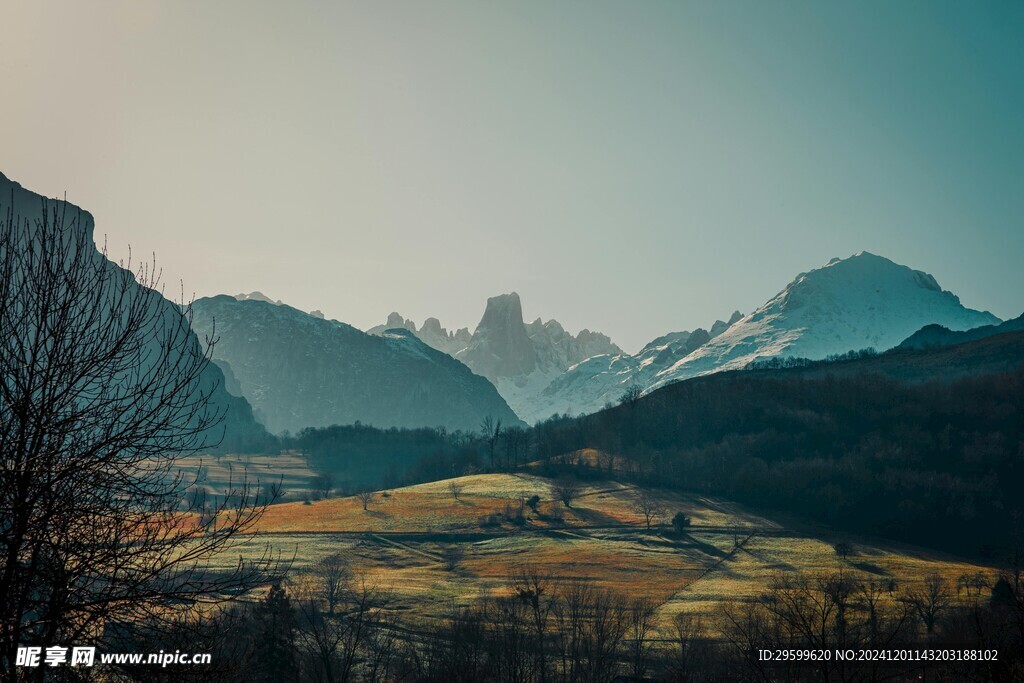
[217,463,997,634]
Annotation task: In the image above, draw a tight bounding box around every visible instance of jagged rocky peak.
[710,311,744,337]
[458,292,625,385]
[367,312,471,356]
[638,310,743,364]
[576,328,617,347]
[525,316,622,362]
[420,317,445,335]
[457,292,537,381]
[478,292,529,336]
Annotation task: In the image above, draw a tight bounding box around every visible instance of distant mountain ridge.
[215,253,1006,429]
[898,312,1024,350]
[191,295,522,434]
[525,311,744,422]
[362,252,999,423]
[367,313,472,356]
[527,252,1000,421]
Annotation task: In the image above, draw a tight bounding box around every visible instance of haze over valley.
[4,3,1024,679]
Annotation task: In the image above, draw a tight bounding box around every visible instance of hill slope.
[898,312,1024,350]
[246,472,996,630]
[191,296,523,434]
[533,332,1024,556]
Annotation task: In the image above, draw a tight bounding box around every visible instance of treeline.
[743,346,879,371]
[281,419,535,490]
[112,559,1024,682]
[531,368,1024,558]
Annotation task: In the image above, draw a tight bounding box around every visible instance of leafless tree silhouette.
[356,489,377,511]
[631,490,664,531]
[0,195,279,676]
[551,476,582,509]
[313,473,334,500]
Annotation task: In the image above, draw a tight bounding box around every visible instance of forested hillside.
[532,333,1024,557]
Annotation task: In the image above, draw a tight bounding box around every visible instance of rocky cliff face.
[450,293,623,419]
[365,293,623,419]
[366,313,471,356]
[0,170,270,452]
[457,293,540,381]
[191,296,523,434]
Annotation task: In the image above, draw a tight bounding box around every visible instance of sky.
[1,1,1021,352]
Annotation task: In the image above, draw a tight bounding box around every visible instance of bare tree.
[313,473,334,500]
[262,477,287,505]
[294,575,394,682]
[356,489,377,511]
[441,545,465,572]
[448,480,465,502]
[481,416,503,470]
[551,476,582,509]
[553,581,629,681]
[312,553,352,615]
[0,193,278,674]
[626,597,657,680]
[631,490,664,531]
[904,574,951,635]
[666,612,709,681]
[511,565,556,683]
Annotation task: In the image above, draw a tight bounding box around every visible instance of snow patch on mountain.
[648,252,1000,391]
[524,311,743,422]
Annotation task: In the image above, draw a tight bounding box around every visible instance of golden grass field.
[220,468,1000,632]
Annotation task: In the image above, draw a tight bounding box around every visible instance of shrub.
[671,512,691,534]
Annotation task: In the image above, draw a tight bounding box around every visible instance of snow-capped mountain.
[525,312,743,422]
[529,252,1000,421]
[647,252,1000,391]
[191,296,522,434]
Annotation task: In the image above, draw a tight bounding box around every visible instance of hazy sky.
[2,1,1021,352]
